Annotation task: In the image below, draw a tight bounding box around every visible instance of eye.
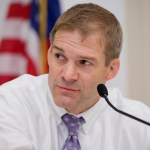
[80,60,92,66]
[55,53,65,61]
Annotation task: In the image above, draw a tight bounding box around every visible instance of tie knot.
[61,113,85,136]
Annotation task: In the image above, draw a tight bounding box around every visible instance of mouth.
[57,85,79,92]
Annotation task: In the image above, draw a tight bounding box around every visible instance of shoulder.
[0,74,49,104]
[0,74,51,119]
[0,74,48,89]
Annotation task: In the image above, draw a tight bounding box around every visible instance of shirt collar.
[47,86,67,125]
[79,97,108,134]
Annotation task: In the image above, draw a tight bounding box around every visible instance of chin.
[54,96,76,109]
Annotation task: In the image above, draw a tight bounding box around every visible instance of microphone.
[97,84,150,126]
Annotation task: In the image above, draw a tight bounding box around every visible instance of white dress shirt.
[0,74,150,150]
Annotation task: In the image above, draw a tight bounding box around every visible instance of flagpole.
[39,0,47,74]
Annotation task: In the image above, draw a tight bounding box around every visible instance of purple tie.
[61,113,85,150]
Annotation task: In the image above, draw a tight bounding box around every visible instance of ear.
[105,58,120,81]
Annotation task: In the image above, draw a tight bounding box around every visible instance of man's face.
[48,30,112,114]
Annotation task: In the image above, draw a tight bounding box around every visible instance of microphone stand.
[103,94,150,126]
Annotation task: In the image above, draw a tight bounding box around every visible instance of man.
[0,3,150,150]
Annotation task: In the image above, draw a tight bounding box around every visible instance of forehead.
[53,30,104,57]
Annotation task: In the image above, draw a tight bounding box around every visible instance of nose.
[61,63,79,82]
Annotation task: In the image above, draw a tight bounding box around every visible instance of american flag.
[0,0,60,84]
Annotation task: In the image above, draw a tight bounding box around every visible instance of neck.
[66,96,100,115]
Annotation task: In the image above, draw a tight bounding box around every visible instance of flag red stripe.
[0,39,38,75]
[0,39,25,54]
[0,75,18,85]
[7,3,31,19]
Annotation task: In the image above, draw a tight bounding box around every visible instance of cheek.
[82,71,106,93]
[48,62,56,81]
[81,75,97,91]
[49,59,59,75]
[49,68,57,82]
[48,64,63,88]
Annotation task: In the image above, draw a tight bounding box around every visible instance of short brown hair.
[50,3,123,66]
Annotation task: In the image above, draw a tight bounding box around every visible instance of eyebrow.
[78,56,97,63]
[52,44,98,63]
[52,45,64,52]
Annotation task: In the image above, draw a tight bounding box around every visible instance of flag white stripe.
[0,53,27,75]
[12,0,31,5]
[2,19,30,40]
[1,19,40,73]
